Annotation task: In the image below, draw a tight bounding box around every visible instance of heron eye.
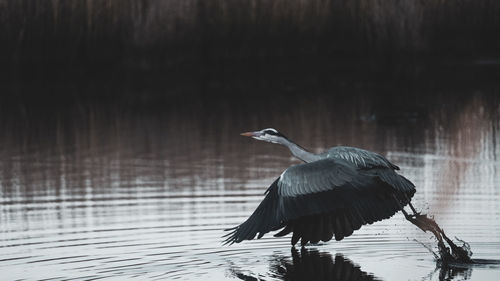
[264,130,277,135]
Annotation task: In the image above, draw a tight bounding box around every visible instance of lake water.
[1,88,500,280]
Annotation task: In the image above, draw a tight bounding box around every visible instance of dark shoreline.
[2,0,500,74]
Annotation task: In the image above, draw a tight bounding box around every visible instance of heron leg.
[392,194,417,219]
[400,208,413,220]
[408,202,419,215]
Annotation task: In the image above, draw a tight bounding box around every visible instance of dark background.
[0,0,499,111]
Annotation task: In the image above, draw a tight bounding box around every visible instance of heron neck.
[280,138,319,163]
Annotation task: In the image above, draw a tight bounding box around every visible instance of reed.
[0,0,499,70]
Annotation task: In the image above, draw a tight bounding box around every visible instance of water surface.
[1,91,500,280]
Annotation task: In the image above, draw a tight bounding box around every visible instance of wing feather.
[223,158,415,245]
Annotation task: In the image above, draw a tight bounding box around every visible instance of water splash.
[406,212,473,264]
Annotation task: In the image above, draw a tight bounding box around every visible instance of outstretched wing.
[223,158,415,245]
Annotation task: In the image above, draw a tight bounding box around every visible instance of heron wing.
[223,158,415,245]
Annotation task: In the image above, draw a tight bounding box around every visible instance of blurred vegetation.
[0,0,499,72]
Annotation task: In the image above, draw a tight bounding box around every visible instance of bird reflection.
[269,248,379,281]
[229,247,500,281]
[232,247,379,281]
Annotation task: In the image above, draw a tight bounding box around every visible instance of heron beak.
[240,131,257,137]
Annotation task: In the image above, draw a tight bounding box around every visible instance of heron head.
[240,128,286,144]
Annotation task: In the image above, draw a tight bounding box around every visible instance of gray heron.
[223,128,417,246]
